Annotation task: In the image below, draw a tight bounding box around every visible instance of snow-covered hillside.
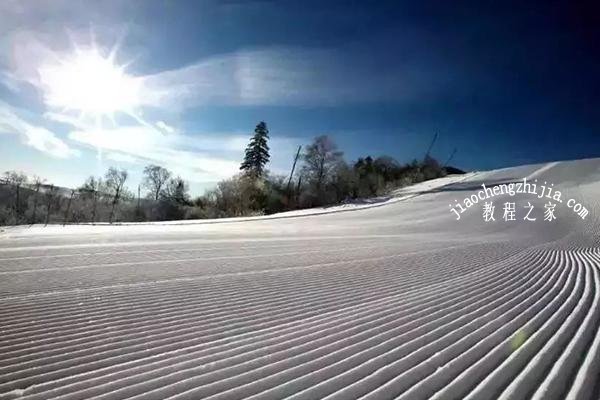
[0,158,599,399]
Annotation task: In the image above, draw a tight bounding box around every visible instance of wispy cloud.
[0,102,80,159]
[3,25,456,111]
[64,121,299,182]
[139,46,453,108]
[1,2,396,186]
[105,151,139,164]
[67,125,237,181]
[155,120,176,134]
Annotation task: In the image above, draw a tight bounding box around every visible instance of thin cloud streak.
[140,46,456,108]
[65,122,300,183]
[68,126,240,182]
[0,102,80,159]
[4,31,458,110]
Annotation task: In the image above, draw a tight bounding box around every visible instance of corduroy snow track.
[1,158,599,400]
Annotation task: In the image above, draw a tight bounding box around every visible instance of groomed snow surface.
[1,158,599,399]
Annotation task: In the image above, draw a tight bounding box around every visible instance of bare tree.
[301,136,343,201]
[142,164,171,201]
[4,171,28,223]
[30,176,45,224]
[63,189,76,226]
[105,167,128,223]
[162,176,190,204]
[44,185,58,226]
[79,176,102,223]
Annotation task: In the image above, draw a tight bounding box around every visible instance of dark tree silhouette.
[105,167,128,224]
[301,135,343,195]
[3,171,27,223]
[163,176,190,205]
[240,121,270,178]
[30,176,45,224]
[79,176,102,223]
[142,164,171,200]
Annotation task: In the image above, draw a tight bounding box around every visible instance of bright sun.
[39,47,141,119]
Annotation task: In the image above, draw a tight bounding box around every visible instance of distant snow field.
[1,158,599,399]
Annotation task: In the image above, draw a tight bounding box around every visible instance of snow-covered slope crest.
[0,172,478,238]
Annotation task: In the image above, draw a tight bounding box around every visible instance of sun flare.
[38,47,141,119]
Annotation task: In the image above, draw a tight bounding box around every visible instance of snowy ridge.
[0,158,599,399]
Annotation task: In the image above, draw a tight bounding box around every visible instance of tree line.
[0,121,455,225]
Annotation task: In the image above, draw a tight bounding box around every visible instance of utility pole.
[14,181,21,224]
[30,179,42,225]
[286,145,302,195]
[295,175,302,207]
[136,184,142,222]
[45,185,54,227]
[91,189,98,225]
[444,148,458,167]
[424,132,439,160]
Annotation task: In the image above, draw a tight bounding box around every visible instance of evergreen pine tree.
[240,121,270,177]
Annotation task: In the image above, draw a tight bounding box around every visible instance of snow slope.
[0,172,476,236]
[0,158,599,399]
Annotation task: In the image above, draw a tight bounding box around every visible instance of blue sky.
[1,0,599,195]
